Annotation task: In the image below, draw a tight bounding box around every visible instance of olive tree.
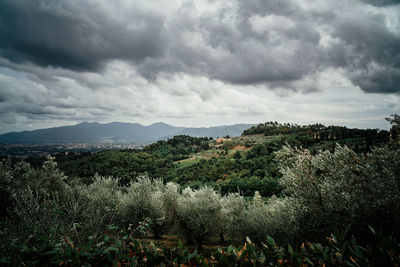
[7,157,79,243]
[76,175,121,239]
[176,186,222,249]
[161,182,180,231]
[220,192,246,242]
[119,175,165,238]
[275,144,400,239]
[242,192,299,244]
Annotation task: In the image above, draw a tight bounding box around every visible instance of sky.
[0,0,399,134]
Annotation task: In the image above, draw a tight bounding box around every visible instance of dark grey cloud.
[350,65,400,93]
[0,0,399,95]
[135,0,326,90]
[0,0,165,71]
[330,8,400,93]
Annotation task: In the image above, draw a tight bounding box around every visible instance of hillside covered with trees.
[24,119,393,197]
[0,116,399,265]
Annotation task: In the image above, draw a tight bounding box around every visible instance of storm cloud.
[0,0,166,71]
[0,0,399,92]
[0,0,399,133]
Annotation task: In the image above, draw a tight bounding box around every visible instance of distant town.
[0,143,145,157]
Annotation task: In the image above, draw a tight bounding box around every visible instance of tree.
[275,144,400,240]
[387,114,400,144]
[233,151,241,160]
[386,114,400,129]
[220,193,246,242]
[119,175,165,238]
[223,143,229,154]
[176,186,222,249]
[242,192,299,244]
[77,175,121,238]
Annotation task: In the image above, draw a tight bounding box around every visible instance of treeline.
[1,143,399,265]
[243,122,389,150]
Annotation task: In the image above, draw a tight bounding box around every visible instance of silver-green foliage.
[365,145,400,201]
[75,175,121,238]
[277,145,364,217]
[243,192,299,244]
[161,182,180,229]
[9,157,77,241]
[176,186,222,246]
[275,144,400,236]
[220,192,246,241]
[119,175,165,235]
[12,187,77,242]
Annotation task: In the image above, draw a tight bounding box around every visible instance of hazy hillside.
[0,122,254,144]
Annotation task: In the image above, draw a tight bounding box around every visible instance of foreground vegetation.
[1,116,399,265]
[2,225,399,266]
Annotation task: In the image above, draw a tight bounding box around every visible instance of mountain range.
[0,122,255,144]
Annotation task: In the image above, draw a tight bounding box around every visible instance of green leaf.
[177,240,183,249]
[288,244,294,255]
[266,236,276,248]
